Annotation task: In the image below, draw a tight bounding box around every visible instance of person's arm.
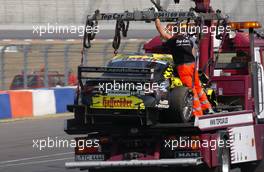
[190,37,197,57]
[155,18,172,40]
[192,47,196,57]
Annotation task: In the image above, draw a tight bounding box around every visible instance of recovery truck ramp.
[65,105,254,135]
[65,158,203,169]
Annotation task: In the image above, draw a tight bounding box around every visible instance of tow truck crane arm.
[83,0,227,51]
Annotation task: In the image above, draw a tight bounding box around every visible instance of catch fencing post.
[64,44,72,86]
[120,41,128,53]
[83,49,88,65]
[103,42,111,66]
[0,46,5,90]
[137,41,145,53]
[43,45,52,88]
[23,45,31,89]
[0,45,9,90]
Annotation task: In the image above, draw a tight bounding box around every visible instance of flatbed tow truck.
[64,1,264,172]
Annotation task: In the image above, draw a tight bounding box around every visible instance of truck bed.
[64,119,199,135]
[65,110,254,135]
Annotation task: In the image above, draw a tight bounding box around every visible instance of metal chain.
[83,18,98,49]
[112,19,122,54]
[83,19,92,48]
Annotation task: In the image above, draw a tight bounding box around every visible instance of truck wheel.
[88,169,107,172]
[214,146,231,172]
[169,87,193,123]
[239,161,261,172]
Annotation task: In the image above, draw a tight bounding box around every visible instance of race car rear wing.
[78,65,155,88]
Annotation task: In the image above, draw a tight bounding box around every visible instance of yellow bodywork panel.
[163,65,183,88]
[91,95,145,110]
[171,77,183,88]
[112,54,173,63]
[206,88,218,106]
[206,89,214,96]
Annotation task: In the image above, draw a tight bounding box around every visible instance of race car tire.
[146,108,159,125]
[168,86,193,123]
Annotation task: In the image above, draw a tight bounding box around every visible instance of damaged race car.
[70,53,215,127]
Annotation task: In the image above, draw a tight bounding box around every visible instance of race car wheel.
[169,86,193,123]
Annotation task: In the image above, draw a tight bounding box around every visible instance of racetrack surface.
[0,116,263,172]
[0,115,79,172]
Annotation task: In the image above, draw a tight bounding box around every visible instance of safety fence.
[0,39,146,90]
[0,39,146,119]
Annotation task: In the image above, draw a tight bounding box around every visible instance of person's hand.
[155,18,160,24]
[155,18,172,40]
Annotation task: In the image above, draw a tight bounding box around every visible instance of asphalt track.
[0,115,79,172]
[0,115,263,172]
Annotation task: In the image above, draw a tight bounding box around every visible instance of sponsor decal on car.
[91,95,145,110]
[103,97,132,107]
[112,54,173,64]
[156,100,170,108]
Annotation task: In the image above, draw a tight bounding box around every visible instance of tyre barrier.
[0,87,76,119]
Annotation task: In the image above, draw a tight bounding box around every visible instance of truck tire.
[168,86,193,123]
[239,161,261,172]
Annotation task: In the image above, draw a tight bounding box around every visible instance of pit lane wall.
[0,87,76,119]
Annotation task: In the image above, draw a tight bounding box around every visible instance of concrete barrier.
[0,87,76,120]
[32,90,56,116]
[53,87,75,113]
[9,90,33,118]
[0,92,12,119]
